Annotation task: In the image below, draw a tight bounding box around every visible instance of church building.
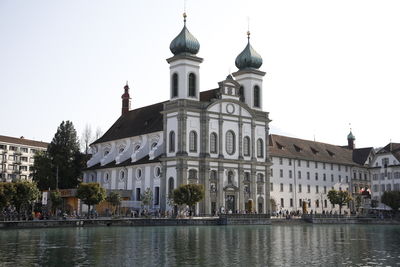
[84,14,271,215]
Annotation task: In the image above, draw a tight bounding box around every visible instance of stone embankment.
[0,214,271,229]
[302,214,400,224]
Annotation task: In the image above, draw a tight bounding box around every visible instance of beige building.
[0,135,48,182]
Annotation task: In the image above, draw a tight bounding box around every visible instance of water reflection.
[0,224,399,266]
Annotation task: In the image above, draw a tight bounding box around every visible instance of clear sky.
[1,0,399,149]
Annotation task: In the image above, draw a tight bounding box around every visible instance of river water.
[0,224,399,266]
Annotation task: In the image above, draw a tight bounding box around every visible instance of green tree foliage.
[50,191,63,214]
[141,188,153,211]
[381,191,400,214]
[12,181,40,218]
[106,191,121,215]
[172,184,204,216]
[0,182,15,211]
[32,121,85,190]
[327,189,352,214]
[77,183,106,215]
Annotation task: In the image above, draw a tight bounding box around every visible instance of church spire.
[121,81,131,116]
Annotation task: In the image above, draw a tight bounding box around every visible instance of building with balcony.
[0,135,48,182]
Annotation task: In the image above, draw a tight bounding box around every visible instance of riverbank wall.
[0,215,272,229]
[302,214,400,224]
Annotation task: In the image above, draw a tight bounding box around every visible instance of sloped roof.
[352,147,374,165]
[92,89,220,145]
[85,155,160,171]
[0,135,48,148]
[268,134,356,165]
[92,102,166,145]
[377,143,400,162]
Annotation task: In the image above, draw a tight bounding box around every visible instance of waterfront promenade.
[1,214,399,229]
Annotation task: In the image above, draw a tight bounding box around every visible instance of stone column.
[203,162,211,215]
[251,121,256,160]
[238,165,245,211]
[177,106,188,156]
[218,111,224,158]
[160,162,167,212]
[250,166,257,212]
[200,113,210,157]
[238,120,243,160]
[218,163,224,211]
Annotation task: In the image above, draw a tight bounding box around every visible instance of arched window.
[210,132,217,154]
[210,170,217,180]
[188,73,196,97]
[168,177,174,195]
[226,130,235,155]
[189,169,198,180]
[104,173,110,183]
[120,170,125,181]
[189,131,197,152]
[257,173,264,183]
[243,136,250,156]
[257,138,264,158]
[169,131,175,152]
[239,86,245,102]
[254,85,260,108]
[172,73,178,97]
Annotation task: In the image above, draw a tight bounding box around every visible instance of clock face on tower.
[226,103,235,114]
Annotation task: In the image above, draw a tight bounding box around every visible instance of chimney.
[121,82,131,116]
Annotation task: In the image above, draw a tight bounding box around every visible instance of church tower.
[167,13,202,100]
[347,130,356,149]
[121,82,131,116]
[232,31,265,111]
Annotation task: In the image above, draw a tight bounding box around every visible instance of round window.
[104,173,110,183]
[136,168,142,180]
[155,167,161,178]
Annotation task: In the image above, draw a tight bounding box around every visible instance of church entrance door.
[225,195,235,213]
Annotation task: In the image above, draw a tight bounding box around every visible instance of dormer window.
[310,147,319,155]
[151,142,158,149]
[134,144,141,151]
[119,147,125,153]
[104,149,110,157]
[327,150,335,157]
[294,145,302,152]
[276,142,284,150]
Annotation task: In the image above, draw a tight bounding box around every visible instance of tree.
[95,127,103,140]
[81,124,92,156]
[0,182,15,211]
[381,191,400,214]
[106,191,121,215]
[50,191,63,215]
[77,183,106,217]
[327,189,352,215]
[172,184,204,217]
[32,121,85,190]
[355,195,362,212]
[11,181,40,219]
[141,188,153,213]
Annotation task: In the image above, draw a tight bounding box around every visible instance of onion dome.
[170,13,200,56]
[235,31,263,70]
[347,131,355,140]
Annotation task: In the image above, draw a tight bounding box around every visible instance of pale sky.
[1,0,399,149]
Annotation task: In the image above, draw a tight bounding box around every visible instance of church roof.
[92,102,166,145]
[377,143,400,162]
[268,134,369,166]
[85,155,160,171]
[92,89,219,145]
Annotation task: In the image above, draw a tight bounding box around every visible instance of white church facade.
[84,14,271,215]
